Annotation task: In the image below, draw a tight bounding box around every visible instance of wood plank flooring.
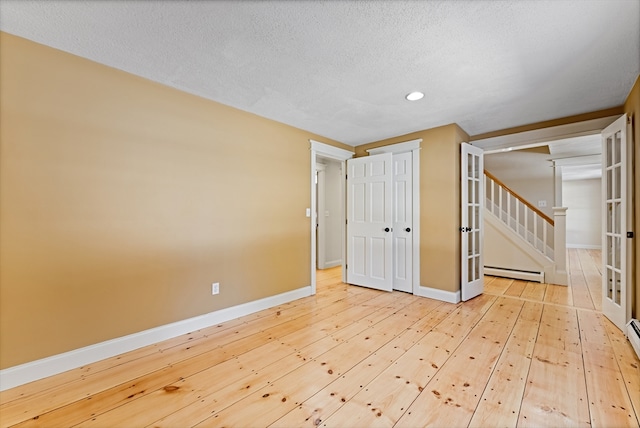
[1,249,638,427]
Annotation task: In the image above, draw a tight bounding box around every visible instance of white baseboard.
[414,285,461,304]
[484,267,544,283]
[320,260,342,269]
[0,286,312,392]
[566,244,602,249]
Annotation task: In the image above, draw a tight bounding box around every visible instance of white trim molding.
[414,285,461,304]
[310,139,354,160]
[366,139,422,155]
[566,244,602,250]
[0,286,312,391]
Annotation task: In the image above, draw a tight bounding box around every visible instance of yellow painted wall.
[356,124,469,293]
[623,75,639,319]
[0,33,348,369]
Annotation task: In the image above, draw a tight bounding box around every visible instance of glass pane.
[614,131,621,164]
[474,255,480,280]
[606,136,613,167]
[468,205,473,229]
[467,153,473,178]
[474,230,480,254]
[467,255,473,281]
[474,206,480,230]
[607,169,613,200]
[614,202,621,234]
[614,270,621,305]
[468,232,473,256]
[614,237,621,270]
[614,165,621,199]
[468,178,473,205]
[606,267,613,299]
[474,179,479,204]
[606,236,613,266]
[473,155,480,179]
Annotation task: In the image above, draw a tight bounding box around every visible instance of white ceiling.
[0,1,638,146]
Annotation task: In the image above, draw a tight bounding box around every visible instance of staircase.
[484,170,568,286]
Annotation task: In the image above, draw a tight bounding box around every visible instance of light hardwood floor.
[1,249,638,427]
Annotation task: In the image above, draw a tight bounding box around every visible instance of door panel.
[461,143,484,301]
[392,152,413,292]
[602,114,630,331]
[346,153,393,291]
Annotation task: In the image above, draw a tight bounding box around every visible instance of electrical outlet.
[212,282,220,295]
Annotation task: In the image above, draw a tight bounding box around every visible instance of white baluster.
[498,185,503,221]
[507,192,511,230]
[543,221,547,256]
[516,198,520,235]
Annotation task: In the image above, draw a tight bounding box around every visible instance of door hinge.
[627,231,634,238]
[345,264,348,270]
[346,174,348,180]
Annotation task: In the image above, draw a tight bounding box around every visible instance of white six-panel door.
[392,152,413,292]
[346,153,393,291]
[601,114,631,332]
[461,143,484,301]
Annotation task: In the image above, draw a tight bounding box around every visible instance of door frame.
[367,139,421,294]
[309,140,354,295]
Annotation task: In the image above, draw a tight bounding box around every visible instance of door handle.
[384,227,390,232]
[405,228,411,232]
[459,227,472,232]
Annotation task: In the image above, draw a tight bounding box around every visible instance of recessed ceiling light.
[405,91,424,101]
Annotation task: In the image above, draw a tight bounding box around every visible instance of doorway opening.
[316,157,344,271]
[309,140,354,295]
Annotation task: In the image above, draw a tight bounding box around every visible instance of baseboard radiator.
[627,319,640,359]
[484,266,544,283]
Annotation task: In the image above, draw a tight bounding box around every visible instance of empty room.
[1,1,639,427]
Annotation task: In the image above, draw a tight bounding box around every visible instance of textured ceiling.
[0,0,638,146]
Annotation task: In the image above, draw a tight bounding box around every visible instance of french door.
[346,153,393,291]
[601,114,631,332]
[461,143,484,301]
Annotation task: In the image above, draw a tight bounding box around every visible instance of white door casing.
[392,151,413,292]
[601,114,631,332]
[310,140,354,294]
[346,153,393,291]
[461,143,484,301]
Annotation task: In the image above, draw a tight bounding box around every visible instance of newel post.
[552,207,569,286]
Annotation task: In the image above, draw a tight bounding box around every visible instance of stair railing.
[484,170,555,259]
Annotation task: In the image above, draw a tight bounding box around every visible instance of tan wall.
[0,33,348,369]
[623,75,639,319]
[356,124,468,293]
